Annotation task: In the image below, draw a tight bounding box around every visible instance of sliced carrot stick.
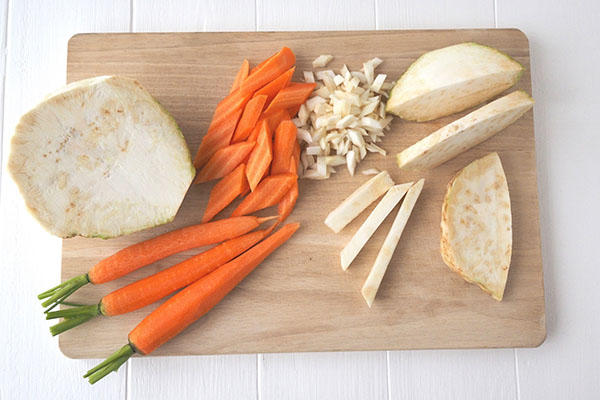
[271,120,298,175]
[278,156,299,222]
[246,120,273,192]
[253,66,295,107]
[193,95,249,169]
[202,164,249,223]
[194,141,255,184]
[230,59,250,93]
[38,216,274,311]
[246,120,263,143]
[85,224,299,385]
[264,82,316,115]
[250,52,276,75]
[264,108,291,133]
[287,104,302,118]
[46,229,270,336]
[292,139,301,165]
[239,47,296,96]
[231,95,268,143]
[231,173,296,217]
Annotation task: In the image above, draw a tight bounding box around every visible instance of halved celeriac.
[386,42,524,122]
[361,179,424,307]
[340,182,412,271]
[8,76,195,238]
[324,171,394,233]
[397,90,534,170]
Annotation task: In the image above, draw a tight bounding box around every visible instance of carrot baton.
[38,216,273,310]
[239,47,295,96]
[231,94,268,143]
[278,156,299,222]
[202,164,250,223]
[246,120,273,192]
[231,173,296,217]
[84,222,299,384]
[45,229,270,336]
[263,82,316,115]
[230,59,249,93]
[253,66,295,107]
[271,120,298,175]
[194,141,255,184]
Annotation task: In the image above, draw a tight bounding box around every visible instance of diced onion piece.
[322,75,337,92]
[361,168,381,175]
[297,128,312,144]
[333,74,345,86]
[340,183,413,270]
[304,168,330,180]
[363,61,374,85]
[303,71,315,83]
[369,57,383,69]
[351,71,367,84]
[336,115,357,129]
[341,64,351,81]
[298,104,309,125]
[306,96,326,112]
[315,70,336,81]
[371,74,387,93]
[313,55,334,68]
[366,143,386,156]
[306,146,323,156]
[346,150,357,176]
[361,179,424,307]
[319,155,346,166]
[315,86,331,99]
[324,171,394,233]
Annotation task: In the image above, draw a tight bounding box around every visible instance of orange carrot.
[231,94,268,143]
[246,120,273,192]
[264,82,316,115]
[246,120,263,143]
[239,47,296,96]
[194,141,255,184]
[84,223,299,384]
[278,156,299,222]
[38,216,272,310]
[287,104,302,118]
[271,120,298,175]
[45,229,269,335]
[253,66,295,107]
[193,95,249,168]
[250,52,276,75]
[292,139,301,164]
[265,108,291,132]
[202,164,249,223]
[230,59,249,93]
[231,173,296,217]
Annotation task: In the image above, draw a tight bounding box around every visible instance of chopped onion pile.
[295,57,394,179]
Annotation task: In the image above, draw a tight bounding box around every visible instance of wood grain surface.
[61,29,545,358]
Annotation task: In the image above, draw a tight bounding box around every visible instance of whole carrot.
[45,229,269,336]
[38,216,273,311]
[84,223,299,384]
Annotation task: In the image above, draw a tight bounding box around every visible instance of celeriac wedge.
[397,90,534,171]
[340,183,412,271]
[441,153,512,301]
[324,171,394,233]
[361,179,424,307]
[386,42,524,122]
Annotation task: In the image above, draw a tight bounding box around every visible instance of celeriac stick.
[361,179,425,307]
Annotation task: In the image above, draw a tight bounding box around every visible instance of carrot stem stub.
[85,223,299,384]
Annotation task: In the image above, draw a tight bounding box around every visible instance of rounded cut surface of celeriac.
[8,76,195,238]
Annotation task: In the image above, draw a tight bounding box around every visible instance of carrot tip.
[257,215,279,224]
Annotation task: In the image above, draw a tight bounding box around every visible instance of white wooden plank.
[389,350,517,399]
[256,0,376,31]
[132,0,256,32]
[376,0,494,29]
[0,0,7,187]
[128,2,258,400]
[129,355,257,400]
[0,1,129,397]
[376,2,519,400]
[497,1,600,399]
[259,352,388,400]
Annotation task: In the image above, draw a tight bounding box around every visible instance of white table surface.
[1,1,598,398]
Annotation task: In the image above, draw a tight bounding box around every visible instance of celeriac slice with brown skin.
[324,171,394,233]
[361,179,424,307]
[340,183,412,271]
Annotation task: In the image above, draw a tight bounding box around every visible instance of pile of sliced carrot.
[193,47,314,223]
[38,48,306,384]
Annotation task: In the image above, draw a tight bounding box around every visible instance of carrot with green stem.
[38,216,273,311]
[84,222,299,384]
[45,228,272,336]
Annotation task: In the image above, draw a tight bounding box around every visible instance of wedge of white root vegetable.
[441,153,511,301]
[386,42,524,122]
[340,182,413,271]
[361,179,425,307]
[397,90,534,170]
[324,171,394,233]
[8,76,195,238]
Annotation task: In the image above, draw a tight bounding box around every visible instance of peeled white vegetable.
[441,153,511,301]
[313,55,334,68]
[324,171,394,233]
[8,76,195,238]
[386,42,524,122]
[340,183,412,271]
[361,179,424,307]
[397,90,534,170]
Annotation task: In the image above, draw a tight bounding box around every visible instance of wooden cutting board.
[61,29,545,359]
